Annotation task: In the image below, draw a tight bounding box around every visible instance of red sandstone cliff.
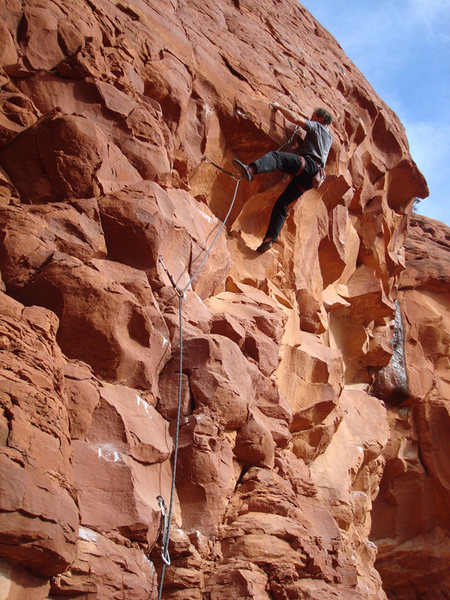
[370,214,450,600]
[0,1,447,599]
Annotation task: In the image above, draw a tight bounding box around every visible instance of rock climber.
[233,103,333,252]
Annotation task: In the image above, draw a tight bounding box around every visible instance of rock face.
[370,215,450,600]
[0,1,446,599]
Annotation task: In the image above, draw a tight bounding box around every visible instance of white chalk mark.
[200,211,212,223]
[94,443,122,463]
[79,527,98,542]
[137,394,152,416]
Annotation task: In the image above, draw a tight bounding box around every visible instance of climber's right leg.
[233,151,302,181]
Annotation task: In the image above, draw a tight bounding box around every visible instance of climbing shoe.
[256,239,274,252]
[232,158,253,181]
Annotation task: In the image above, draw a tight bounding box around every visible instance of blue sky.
[300,0,450,226]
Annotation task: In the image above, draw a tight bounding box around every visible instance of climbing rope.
[156,121,295,598]
[276,124,299,151]
[156,166,240,600]
[156,287,183,600]
[201,156,240,180]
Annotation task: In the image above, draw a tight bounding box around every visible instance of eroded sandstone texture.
[370,215,450,600]
[0,1,446,599]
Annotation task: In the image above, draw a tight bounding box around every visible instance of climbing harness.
[294,154,326,189]
[156,164,240,600]
[294,154,306,177]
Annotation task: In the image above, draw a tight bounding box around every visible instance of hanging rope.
[276,124,299,151]
[201,156,240,180]
[182,177,240,293]
[156,167,240,600]
[157,287,183,600]
[156,122,295,598]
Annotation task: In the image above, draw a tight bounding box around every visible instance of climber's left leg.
[256,180,303,252]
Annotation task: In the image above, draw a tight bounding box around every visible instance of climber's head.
[312,107,333,125]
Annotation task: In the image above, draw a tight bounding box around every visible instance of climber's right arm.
[271,102,307,128]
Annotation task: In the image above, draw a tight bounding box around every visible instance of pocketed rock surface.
[0,1,447,599]
[370,214,450,600]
